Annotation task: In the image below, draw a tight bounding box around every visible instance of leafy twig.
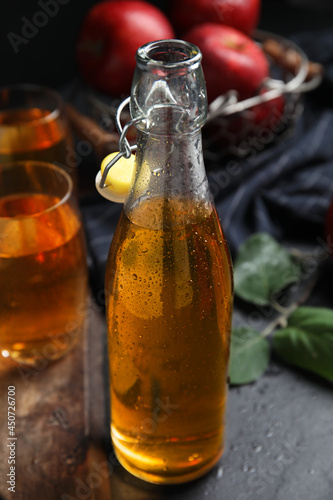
[230,232,331,385]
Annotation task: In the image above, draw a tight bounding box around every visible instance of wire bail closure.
[99,97,144,189]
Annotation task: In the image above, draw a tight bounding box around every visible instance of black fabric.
[81,29,333,289]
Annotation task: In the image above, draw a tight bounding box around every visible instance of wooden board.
[0,302,112,500]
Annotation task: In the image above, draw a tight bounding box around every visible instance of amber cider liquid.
[0,108,73,175]
[0,193,87,364]
[105,196,233,484]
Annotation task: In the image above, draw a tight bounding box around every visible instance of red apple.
[235,93,286,146]
[76,0,175,97]
[203,88,286,153]
[170,0,261,36]
[184,23,269,103]
[250,90,286,130]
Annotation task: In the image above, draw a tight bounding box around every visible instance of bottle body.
[105,40,233,484]
[106,194,232,483]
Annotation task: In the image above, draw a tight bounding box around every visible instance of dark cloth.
[213,103,333,253]
[81,29,333,290]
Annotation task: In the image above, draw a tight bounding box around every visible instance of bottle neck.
[124,40,212,230]
[124,127,212,230]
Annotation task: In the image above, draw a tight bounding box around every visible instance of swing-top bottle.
[105,39,233,484]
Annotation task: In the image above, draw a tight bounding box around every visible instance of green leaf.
[229,326,270,385]
[234,232,301,306]
[273,306,333,382]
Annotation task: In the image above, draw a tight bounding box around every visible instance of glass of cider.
[0,84,75,179]
[0,161,88,365]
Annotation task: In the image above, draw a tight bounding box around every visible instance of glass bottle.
[105,39,233,485]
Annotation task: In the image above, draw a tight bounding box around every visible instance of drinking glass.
[0,161,88,365]
[0,84,76,179]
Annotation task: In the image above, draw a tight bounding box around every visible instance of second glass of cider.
[0,161,87,365]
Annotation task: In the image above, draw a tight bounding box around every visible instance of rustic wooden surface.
[0,301,112,500]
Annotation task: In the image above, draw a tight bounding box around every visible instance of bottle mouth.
[136,39,202,71]
[132,39,207,133]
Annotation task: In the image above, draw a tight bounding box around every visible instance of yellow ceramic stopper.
[96,152,136,203]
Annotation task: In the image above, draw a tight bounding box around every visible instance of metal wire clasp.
[99,97,144,189]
